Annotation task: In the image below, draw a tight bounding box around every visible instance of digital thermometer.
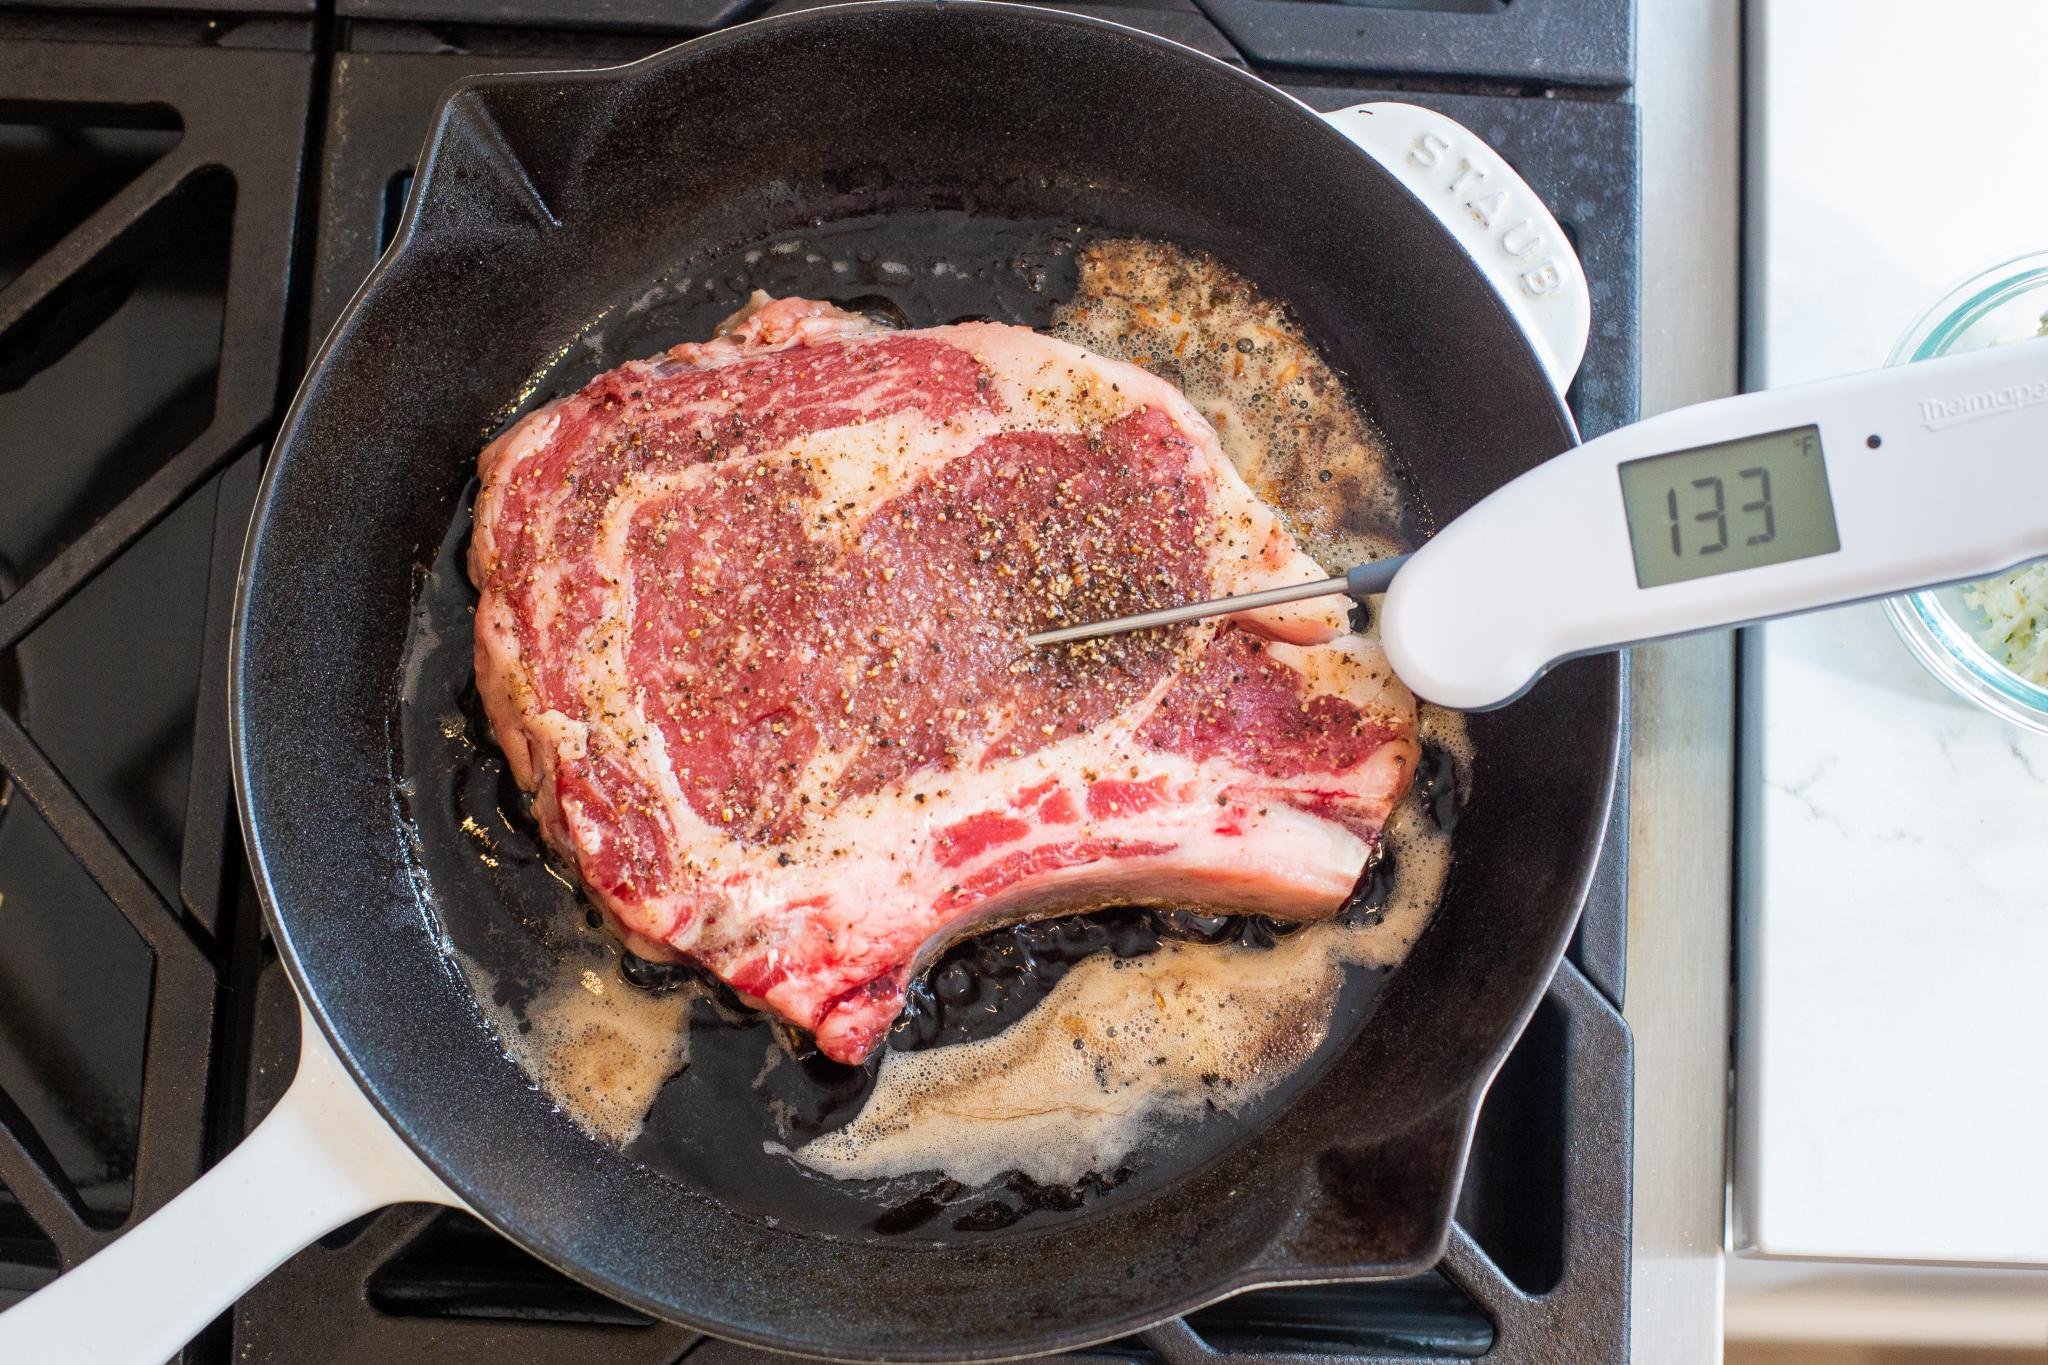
[1028,340,2048,710]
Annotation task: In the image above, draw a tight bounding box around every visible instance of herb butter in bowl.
[1883,251,2048,733]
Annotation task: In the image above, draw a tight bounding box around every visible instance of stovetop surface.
[0,3,1636,1360]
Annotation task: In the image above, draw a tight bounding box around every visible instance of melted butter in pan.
[793,933,1344,1188]
[1051,237,1413,571]
[471,949,695,1148]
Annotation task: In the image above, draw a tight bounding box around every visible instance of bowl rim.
[1880,249,2048,734]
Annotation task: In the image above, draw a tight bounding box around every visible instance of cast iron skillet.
[231,4,1620,1356]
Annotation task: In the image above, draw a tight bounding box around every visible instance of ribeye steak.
[470,294,1419,1063]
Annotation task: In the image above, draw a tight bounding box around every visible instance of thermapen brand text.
[1919,375,2048,430]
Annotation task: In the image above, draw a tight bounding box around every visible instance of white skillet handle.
[1323,102,1591,396]
[0,1005,462,1365]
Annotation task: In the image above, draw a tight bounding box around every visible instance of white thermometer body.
[1379,340,2048,709]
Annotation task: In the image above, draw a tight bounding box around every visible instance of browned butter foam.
[468,950,694,1147]
[1051,237,1411,572]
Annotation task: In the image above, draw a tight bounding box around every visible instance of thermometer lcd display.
[1617,424,1839,588]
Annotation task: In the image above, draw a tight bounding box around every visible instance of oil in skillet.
[551,211,1087,393]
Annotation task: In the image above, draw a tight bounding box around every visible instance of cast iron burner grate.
[0,16,311,1363]
[0,561,18,815]
[1188,0,1629,86]
[0,3,1636,1361]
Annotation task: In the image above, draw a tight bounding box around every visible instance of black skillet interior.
[233,4,1620,1358]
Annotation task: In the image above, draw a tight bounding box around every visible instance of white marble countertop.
[1735,0,2048,1267]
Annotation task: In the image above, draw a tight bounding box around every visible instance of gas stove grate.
[0,6,1636,1361]
[0,32,310,1364]
[1191,0,1630,87]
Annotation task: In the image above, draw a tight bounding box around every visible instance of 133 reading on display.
[1616,424,1840,588]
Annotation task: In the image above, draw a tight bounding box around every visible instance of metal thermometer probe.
[1025,555,1411,649]
[1028,339,2048,710]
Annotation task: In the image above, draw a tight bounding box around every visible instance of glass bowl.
[1881,251,2048,735]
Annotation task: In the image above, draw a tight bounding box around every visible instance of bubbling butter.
[472,953,694,1148]
[1051,237,1412,573]
[793,933,1339,1187]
